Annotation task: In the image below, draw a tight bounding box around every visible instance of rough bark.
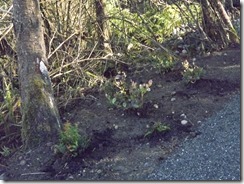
[12,0,61,149]
[95,0,113,54]
[201,0,239,49]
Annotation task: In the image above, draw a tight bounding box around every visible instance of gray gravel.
[147,94,241,180]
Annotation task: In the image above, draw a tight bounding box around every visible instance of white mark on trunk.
[49,95,54,108]
[40,60,48,76]
[36,58,48,76]
[49,95,61,128]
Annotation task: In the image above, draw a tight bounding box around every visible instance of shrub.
[104,72,153,110]
[181,60,204,83]
[56,122,89,157]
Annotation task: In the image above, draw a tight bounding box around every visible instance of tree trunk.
[95,0,113,54]
[201,0,239,49]
[12,0,61,149]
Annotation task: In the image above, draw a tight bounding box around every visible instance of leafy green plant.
[144,122,170,137]
[151,53,175,73]
[0,146,11,157]
[104,72,153,109]
[56,122,89,157]
[181,60,204,83]
[109,2,201,49]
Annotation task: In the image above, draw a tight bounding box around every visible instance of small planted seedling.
[144,121,170,137]
[56,122,89,157]
[151,54,175,73]
[181,60,204,84]
[0,146,11,157]
[104,72,153,110]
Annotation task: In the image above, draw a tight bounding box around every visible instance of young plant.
[151,54,175,73]
[144,121,170,137]
[181,60,204,83]
[56,122,89,157]
[104,72,153,110]
[0,146,11,157]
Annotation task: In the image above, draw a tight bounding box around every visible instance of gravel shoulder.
[147,93,241,180]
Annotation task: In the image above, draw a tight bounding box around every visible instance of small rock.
[174,50,180,54]
[20,160,26,166]
[180,113,187,119]
[153,104,159,109]
[114,125,118,129]
[68,175,74,179]
[181,49,187,54]
[171,97,176,102]
[97,169,102,174]
[181,120,188,125]
[144,162,149,167]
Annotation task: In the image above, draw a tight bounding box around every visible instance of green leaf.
[112,98,117,104]
[122,102,127,108]
[144,130,153,137]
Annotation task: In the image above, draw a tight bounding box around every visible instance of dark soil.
[1,47,240,180]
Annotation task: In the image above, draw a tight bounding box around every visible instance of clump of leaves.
[0,146,11,157]
[151,54,175,73]
[181,60,204,83]
[56,122,89,157]
[108,2,201,53]
[144,122,170,137]
[104,72,153,109]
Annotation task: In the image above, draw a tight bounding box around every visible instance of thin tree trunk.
[95,0,113,54]
[201,0,239,49]
[12,0,61,149]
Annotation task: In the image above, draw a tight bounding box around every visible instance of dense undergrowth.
[0,0,240,160]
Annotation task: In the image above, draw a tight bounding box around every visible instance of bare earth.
[2,47,240,180]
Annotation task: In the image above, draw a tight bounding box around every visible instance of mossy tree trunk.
[12,0,61,149]
[200,0,239,49]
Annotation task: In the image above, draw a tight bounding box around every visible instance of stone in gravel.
[19,160,26,166]
[181,120,188,125]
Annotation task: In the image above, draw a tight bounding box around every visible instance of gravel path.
[147,93,241,180]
